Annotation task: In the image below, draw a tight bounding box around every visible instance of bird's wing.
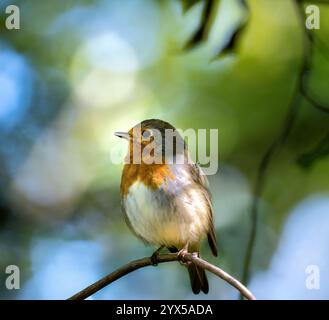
[189,163,218,257]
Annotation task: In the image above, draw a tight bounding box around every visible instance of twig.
[301,90,329,113]
[241,0,321,290]
[68,252,256,300]
[300,1,329,113]
[185,253,256,300]
[241,92,301,288]
[297,0,329,5]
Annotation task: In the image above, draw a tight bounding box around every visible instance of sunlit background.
[0,0,328,299]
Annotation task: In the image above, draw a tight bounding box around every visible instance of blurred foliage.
[297,132,329,168]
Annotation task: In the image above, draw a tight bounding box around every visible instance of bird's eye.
[142,129,152,139]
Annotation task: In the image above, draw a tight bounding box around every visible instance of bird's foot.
[150,246,164,266]
[177,243,189,266]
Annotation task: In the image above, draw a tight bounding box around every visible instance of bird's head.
[115,119,186,164]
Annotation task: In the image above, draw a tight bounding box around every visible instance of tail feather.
[168,245,209,294]
[188,263,209,294]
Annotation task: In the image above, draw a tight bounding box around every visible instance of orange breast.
[120,163,175,196]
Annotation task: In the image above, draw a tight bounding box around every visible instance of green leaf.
[181,0,202,13]
[184,0,217,50]
[213,0,249,59]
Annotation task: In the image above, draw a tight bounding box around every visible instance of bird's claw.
[150,252,159,266]
[150,246,164,266]
[177,246,189,266]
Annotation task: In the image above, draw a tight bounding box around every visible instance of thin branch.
[68,252,256,300]
[300,1,329,113]
[241,92,302,288]
[241,0,320,290]
[301,89,329,113]
[300,35,329,113]
[297,0,329,5]
[71,0,327,303]
[186,253,256,300]
[297,131,329,168]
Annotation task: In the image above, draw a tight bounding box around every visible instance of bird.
[115,119,218,294]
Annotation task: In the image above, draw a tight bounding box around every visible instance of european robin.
[115,119,218,294]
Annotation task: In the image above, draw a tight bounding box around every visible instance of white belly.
[123,181,208,247]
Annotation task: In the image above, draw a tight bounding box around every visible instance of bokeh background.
[0,0,328,299]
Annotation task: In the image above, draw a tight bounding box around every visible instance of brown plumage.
[115,119,218,294]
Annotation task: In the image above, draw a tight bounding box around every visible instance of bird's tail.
[187,258,209,294]
[170,245,209,294]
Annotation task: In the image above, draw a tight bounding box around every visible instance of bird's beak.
[114,131,130,140]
